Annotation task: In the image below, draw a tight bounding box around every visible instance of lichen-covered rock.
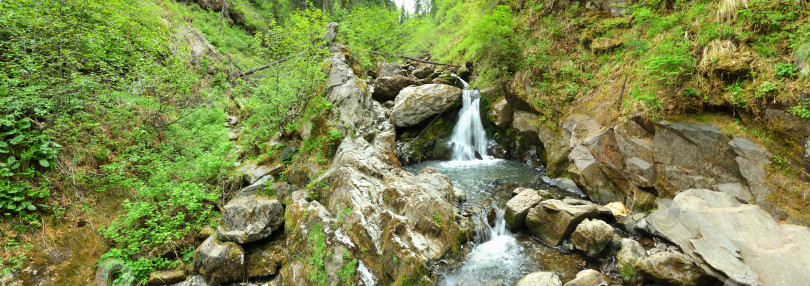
[562,269,607,286]
[570,219,614,258]
[147,270,185,285]
[391,84,462,127]
[504,188,544,230]
[244,235,285,278]
[516,271,562,286]
[636,251,709,286]
[617,238,647,283]
[217,195,284,244]
[193,235,245,285]
[525,198,613,246]
[372,75,414,101]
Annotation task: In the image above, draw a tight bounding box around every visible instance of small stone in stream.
[562,269,607,286]
[516,271,562,286]
[147,270,185,285]
[570,219,615,258]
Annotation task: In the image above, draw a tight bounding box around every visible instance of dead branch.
[367,49,463,68]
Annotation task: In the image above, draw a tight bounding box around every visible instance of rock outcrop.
[563,118,771,209]
[391,84,462,127]
[278,45,473,285]
[646,189,810,286]
[525,197,613,246]
[217,195,284,244]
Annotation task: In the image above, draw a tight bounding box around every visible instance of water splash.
[449,74,492,161]
[440,209,528,285]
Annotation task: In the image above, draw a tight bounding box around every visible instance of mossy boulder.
[193,235,245,285]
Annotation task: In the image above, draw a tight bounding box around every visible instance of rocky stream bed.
[156,23,810,286]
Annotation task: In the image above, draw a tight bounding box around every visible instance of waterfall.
[449,75,491,161]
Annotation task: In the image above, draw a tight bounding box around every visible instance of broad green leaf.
[9,134,25,145]
[17,118,30,129]
[39,159,49,168]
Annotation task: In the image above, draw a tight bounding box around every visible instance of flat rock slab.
[646,189,810,286]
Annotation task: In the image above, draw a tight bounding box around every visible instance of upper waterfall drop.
[448,74,492,161]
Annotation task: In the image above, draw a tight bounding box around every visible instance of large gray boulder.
[504,188,544,229]
[218,195,284,244]
[570,219,614,258]
[391,84,462,127]
[646,189,810,286]
[525,198,613,246]
[372,76,414,101]
[562,269,607,286]
[193,235,245,285]
[636,251,710,286]
[378,62,405,77]
[516,271,562,286]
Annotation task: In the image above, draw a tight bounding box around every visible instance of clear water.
[404,160,585,285]
[448,75,490,161]
[402,74,586,285]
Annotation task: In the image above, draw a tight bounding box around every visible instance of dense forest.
[1,0,809,285]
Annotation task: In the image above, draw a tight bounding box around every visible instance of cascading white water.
[440,209,528,285]
[449,75,492,161]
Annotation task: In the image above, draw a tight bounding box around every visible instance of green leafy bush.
[0,116,58,216]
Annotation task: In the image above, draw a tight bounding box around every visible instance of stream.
[403,77,591,285]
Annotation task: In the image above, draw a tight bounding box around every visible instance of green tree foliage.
[342,4,412,52]
[239,8,330,153]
